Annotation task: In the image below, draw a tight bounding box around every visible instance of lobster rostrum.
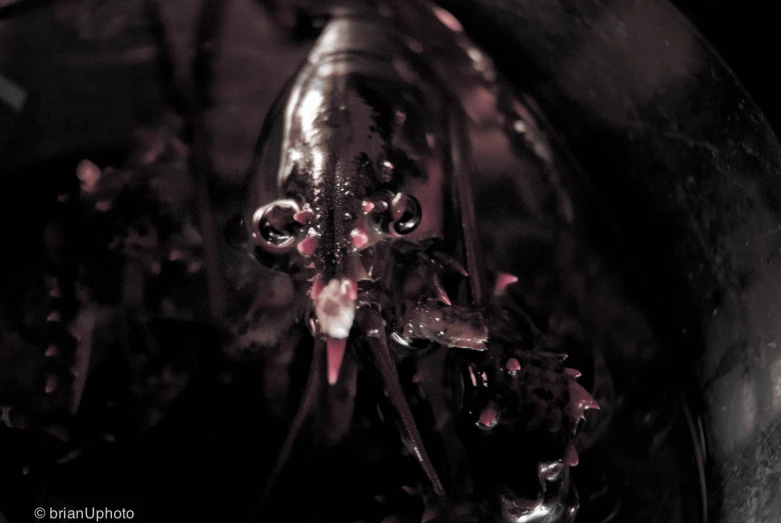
[241,1,600,520]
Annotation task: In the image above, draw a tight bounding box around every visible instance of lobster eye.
[365,190,422,237]
[252,199,302,252]
[392,193,422,235]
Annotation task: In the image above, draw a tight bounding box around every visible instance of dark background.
[1,0,779,135]
[673,0,780,135]
[1,1,779,155]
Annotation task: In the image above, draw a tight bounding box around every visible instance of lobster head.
[246,55,438,383]
[250,188,421,317]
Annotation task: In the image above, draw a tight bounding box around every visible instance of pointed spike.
[565,367,582,379]
[0,406,12,428]
[431,252,468,276]
[494,272,519,295]
[450,259,469,277]
[294,210,313,224]
[297,235,319,256]
[477,404,500,429]
[570,380,599,423]
[326,337,347,385]
[47,311,61,323]
[56,449,82,465]
[421,507,441,523]
[350,227,369,249]
[564,444,579,467]
[437,288,451,306]
[505,357,522,374]
[571,380,599,410]
[468,365,478,387]
[352,254,371,281]
[44,375,57,394]
[431,274,451,306]
[45,345,59,357]
[390,192,409,221]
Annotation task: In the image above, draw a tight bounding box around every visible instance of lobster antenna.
[358,308,447,498]
[255,339,324,513]
[142,0,228,323]
[681,397,709,523]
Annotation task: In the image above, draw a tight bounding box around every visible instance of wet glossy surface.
[2,0,781,522]
[241,3,596,520]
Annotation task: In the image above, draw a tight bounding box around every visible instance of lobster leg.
[356,307,446,498]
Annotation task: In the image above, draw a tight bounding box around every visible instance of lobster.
[0,0,601,521]
[229,0,600,520]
